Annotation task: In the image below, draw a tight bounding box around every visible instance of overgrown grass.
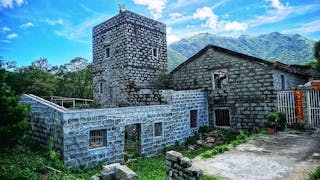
[127,155,166,180]
[200,174,222,180]
[199,131,261,158]
[0,139,101,179]
[0,128,261,179]
[308,166,320,180]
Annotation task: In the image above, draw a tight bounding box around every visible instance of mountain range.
[168,32,316,71]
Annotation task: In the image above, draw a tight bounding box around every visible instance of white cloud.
[45,18,63,26]
[247,0,292,27]
[2,26,11,33]
[133,0,167,19]
[7,33,18,39]
[168,12,183,18]
[193,6,247,32]
[266,0,286,10]
[1,39,10,43]
[0,0,24,8]
[222,21,248,31]
[282,19,320,34]
[20,22,34,28]
[167,27,180,44]
[193,7,216,20]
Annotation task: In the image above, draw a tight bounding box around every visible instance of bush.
[152,73,171,89]
[0,70,30,145]
[308,166,320,180]
[267,112,286,130]
[290,122,306,130]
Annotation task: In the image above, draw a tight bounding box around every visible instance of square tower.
[92,10,167,107]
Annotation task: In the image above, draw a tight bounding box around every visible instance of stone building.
[20,8,312,169]
[92,9,167,107]
[20,9,209,168]
[170,45,310,132]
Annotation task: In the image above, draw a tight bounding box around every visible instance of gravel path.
[192,130,320,180]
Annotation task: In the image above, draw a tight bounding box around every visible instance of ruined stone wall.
[21,89,208,168]
[166,151,202,180]
[92,10,167,107]
[170,48,307,131]
[20,94,65,153]
[92,163,138,180]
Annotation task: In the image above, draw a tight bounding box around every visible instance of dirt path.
[192,130,320,180]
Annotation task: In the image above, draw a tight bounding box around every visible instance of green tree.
[18,67,58,97]
[56,64,93,99]
[314,41,320,72]
[0,70,29,144]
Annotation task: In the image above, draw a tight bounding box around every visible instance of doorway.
[124,123,141,161]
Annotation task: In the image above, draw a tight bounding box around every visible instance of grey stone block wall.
[273,70,307,90]
[20,89,208,168]
[20,94,65,153]
[171,48,308,131]
[93,10,167,107]
[166,151,202,180]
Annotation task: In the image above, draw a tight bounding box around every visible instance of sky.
[0,0,319,67]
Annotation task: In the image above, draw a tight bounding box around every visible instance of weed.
[308,166,320,180]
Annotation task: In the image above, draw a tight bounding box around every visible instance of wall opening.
[154,122,163,137]
[214,109,230,127]
[190,110,198,128]
[89,129,107,149]
[124,123,141,160]
[281,74,285,90]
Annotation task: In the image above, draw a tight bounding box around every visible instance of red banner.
[295,90,303,121]
[311,82,320,89]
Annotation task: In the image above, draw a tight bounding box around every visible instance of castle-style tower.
[92,9,167,107]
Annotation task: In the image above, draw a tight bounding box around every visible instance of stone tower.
[92,9,167,107]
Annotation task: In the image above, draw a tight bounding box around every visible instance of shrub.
[267,112,286,130]
[152,73,171,89]
[308,166,320,180]
[0,70,30,145]
[290,122,306,130]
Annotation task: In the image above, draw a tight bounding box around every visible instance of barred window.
[214,109,230,127]
[89,129,106,149]
[154,122,162,137]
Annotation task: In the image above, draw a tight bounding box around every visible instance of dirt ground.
[193,130,320,180]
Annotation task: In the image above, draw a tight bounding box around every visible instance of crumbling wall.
[166,151,202,180]
[21,89,208,168]
[92,163,138,180]
[20,94,65,153]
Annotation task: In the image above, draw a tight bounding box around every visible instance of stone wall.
[21,89,208,168]
[171,47,308,132]
[166,151,202,180]
[92,10,167,107]
[273,70,308,90]
[20,94,65,153]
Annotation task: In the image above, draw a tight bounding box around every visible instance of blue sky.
[0,0,319,67]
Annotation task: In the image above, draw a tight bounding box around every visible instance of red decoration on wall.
[295,90,303,121]
[311,82,320,89]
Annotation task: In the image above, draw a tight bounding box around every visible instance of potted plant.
[266,112,287,134]
[267,120,276,134]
